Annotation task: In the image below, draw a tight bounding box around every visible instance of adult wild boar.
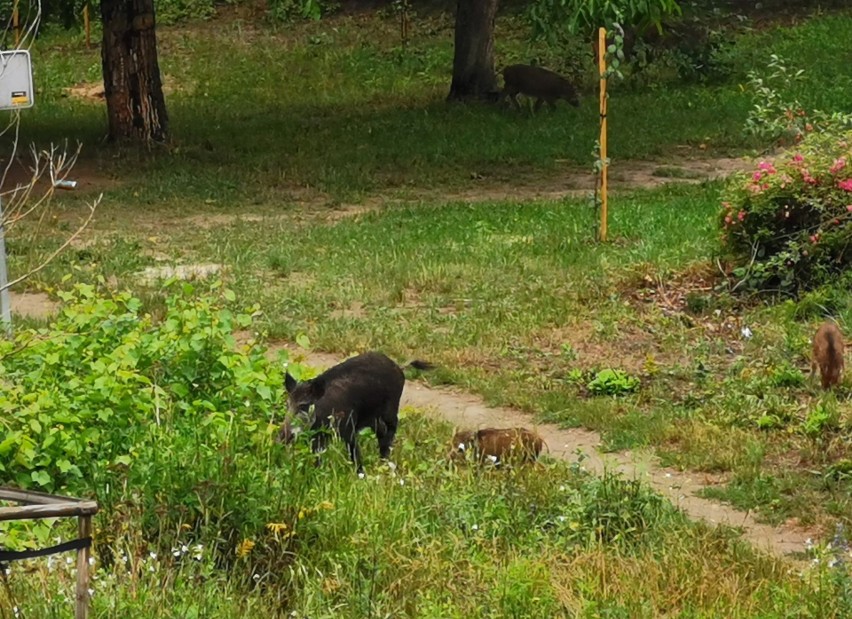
[501,64,580,111]
[450,427,545,465]
[280,352,433,475]
[812,321,845,389]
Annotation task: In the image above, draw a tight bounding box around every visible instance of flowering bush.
[720,129,852,292]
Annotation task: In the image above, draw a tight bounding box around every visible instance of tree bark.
[100,0,168,143]
[447,0,499,102]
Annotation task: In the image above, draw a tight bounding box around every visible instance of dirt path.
[284,348,814,561]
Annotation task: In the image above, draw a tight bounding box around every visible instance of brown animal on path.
[812,322,845,390]
[450,427,546,465]
[501,64,580,112]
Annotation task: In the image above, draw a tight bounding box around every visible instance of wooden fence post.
[75,515,92,619]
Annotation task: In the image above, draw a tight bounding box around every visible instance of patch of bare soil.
[0,156,123,196]
[456,156,750,201]
[533,320,679,376]
[62,74,192,104]
[10,291,57,319]
[272,345,817,560]
[621,262,756,350]
[329,300,367,320]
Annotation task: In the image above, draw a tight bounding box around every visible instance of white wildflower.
[66,557,74,566]
[87,588,95,598]
[358,472,366,479]
[458,443,466,451]
[558,485,566,492]
[253,573,261,582]
[148,565,155,573]
[149,551,158,561]
[88,557,95,566]
[741,326,753,339]
[558,516,566,522]
[471,524,479,531]
[399,479,405,486]
[13,606,19,617]
[487,455,498,463]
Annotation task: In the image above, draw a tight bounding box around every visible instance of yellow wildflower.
[266,522,289,534]
[236,539,255,558]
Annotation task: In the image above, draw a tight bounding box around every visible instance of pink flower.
[722,201,732,210]
[758,161,776,174]
[738,211,746,221]
[724,215,732,224]
[839,179,852,191]
[805,123,814,132]
[802,169,818,185]
[847,205,852,212]
[830,158,847,174]
[792,153,804,164]
[753,170,763,182]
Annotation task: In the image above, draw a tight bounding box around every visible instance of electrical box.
[0,50,34,110]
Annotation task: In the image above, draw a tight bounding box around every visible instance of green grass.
[20,9,852,203]
[4,405,847,618]
[6,7,852,614]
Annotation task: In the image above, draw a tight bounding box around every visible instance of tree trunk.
[447,0,499,102]
[100,0,168,143]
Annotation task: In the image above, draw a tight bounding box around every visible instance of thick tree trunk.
[100,0,168,143]
[447,0,499,102]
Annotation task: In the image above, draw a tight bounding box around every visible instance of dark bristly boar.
[812,322,845,389]
[280,352,433,476]
[501,64,580,111]
[450,427,545,466]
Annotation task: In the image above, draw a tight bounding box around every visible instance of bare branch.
[0,195,101,294]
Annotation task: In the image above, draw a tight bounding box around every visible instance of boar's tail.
[403,360,435,371]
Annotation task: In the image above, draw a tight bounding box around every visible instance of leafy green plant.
[720,128,852,292]
[587,369,640,396]
[0,282,293,514]
[802,402,839,437]
[744,54,852,145]
[527,0,682,43]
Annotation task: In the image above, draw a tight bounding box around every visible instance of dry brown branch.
[0,194,100,294]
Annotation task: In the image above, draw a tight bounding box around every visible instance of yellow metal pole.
[84,4,91,49]
[598,27,608,243]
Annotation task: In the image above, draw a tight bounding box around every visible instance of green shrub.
[720,129,852,292]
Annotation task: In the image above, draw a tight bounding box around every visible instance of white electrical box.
[0,50,34,110]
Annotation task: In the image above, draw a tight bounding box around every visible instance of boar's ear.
[285,373,298,393]
[308,377,326,399]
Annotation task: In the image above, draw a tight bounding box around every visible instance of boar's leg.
[376,414,398,460]
[336,419,364,475]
